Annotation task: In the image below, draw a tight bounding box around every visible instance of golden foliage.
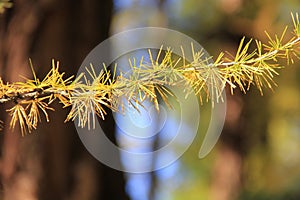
[0,0,12,13]
[0,13,299,135]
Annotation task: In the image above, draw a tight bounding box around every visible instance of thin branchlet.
[0,13,300,135]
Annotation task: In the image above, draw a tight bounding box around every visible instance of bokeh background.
[0,0,300,200]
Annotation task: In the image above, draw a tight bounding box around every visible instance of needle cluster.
[0,0,12,13]
[0,13,299,135]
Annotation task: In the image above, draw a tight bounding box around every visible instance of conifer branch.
[0,13,299,135]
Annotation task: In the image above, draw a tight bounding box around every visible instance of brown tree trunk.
[0,0,129,199]
[210,88,269,200]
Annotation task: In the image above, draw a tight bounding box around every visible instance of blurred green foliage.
[112,0,300,199]
[164,0,300,199]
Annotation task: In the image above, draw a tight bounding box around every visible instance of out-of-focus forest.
[0,0,300,200]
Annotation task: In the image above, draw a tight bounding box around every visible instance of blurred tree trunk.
[210,89,269,200]
[0,0,129,199]
[208,7,273,199]
[210,90,244,200]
